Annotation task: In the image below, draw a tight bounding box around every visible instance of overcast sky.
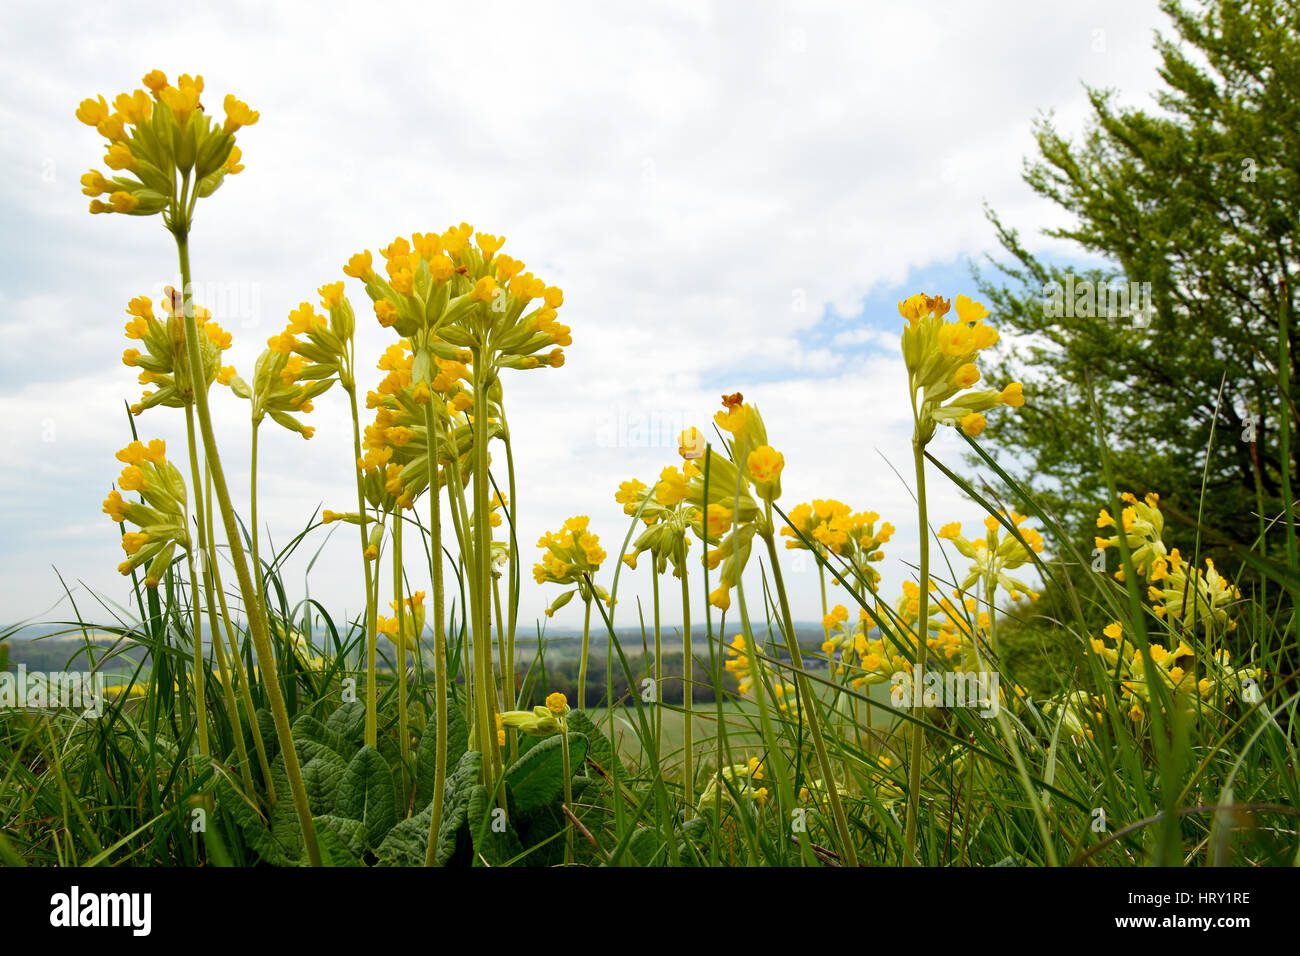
[0,0,1172,640]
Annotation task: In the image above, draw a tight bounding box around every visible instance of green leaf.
[336,746,398,849]
[301,751,349,816]
[377,750,481,866]
[315,811,369,863]
[566,711,627,784]
[313,816,364,867]
[265,754,307,861]
[214,770,295,866]
[325,701,367,745]
[414,703,469,808]
[255,708,280,761]
[504,733,588,816]
[466,784,524,867]
[627,827,667,867]
[293,714,358,760]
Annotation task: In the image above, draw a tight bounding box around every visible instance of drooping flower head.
[898,293,1022,444]
[104,439,190,588]
[77,71,256,231]
[535,516,610,615]
[122,289,236,415]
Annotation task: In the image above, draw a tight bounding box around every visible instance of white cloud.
[0,0,1169,629]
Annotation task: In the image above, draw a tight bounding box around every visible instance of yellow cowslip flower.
[714,393,749,434]
[654,465,691,506]
[899,292,1020,444]
[615,479,648,516]
[746,445,784,488]
[121,290,234,416]
[344,251,374,280]
[80,170,112,196]
[782,499,892,588]
[823,604,848,631]
[76,71,253,225]
[679,426,706,460]
[113,89,152,126]
[476,232,505,260]
[546,692,569,716]
[75,95,111,127]
[1093,491,1167,577]
[106,439,190,587]
[619,460,707,577]
[535,516,611,614]
[940,510,1042,603]
[694,503,733,539]
[222,94,260,133]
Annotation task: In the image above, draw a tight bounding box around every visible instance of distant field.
[585,684,900,780]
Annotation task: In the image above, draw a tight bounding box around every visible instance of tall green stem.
[470,355,497,787]
[344,384,380,747]
[1276,279,1299,646]
[763,517,858,867]
[394,516,410,785]
[206,464,274,800]
[421,400,448,866]
[250,422,263,608]
[680,566,693,814]
[172,228,319,865]
[902,436,930,866]
[578,597,592,711]
[652,568,662,757]
[183,404,250,785]
[184,544,210,757]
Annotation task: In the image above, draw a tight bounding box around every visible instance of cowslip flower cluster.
[781,499,894,589]
[1095,492,1167,573]
[77,71,256,228]
[696,758,771,815]
[341,226,568,386]
[122,289,234,415]
[227,299,348,441]
[102,440,190,587]
[938,511,1044,602]
[1095,492,1241,630]
[377,591,427,646]
[535,517,610,616]
[685,394,784,610]
[724,635,799,718]
[617,459,714,576]
[899,293,1023,444]
[1088,621,1260,722]
[354,341,478,507]
[497,692,570,743]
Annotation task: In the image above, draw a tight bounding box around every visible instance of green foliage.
[975,0,1300,567]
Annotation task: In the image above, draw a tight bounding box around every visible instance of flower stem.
[470,353,498,788]
[902,435,929,866]
[652,567,662,757]
[184,544,210,758]
[344,384,380,748]
[578,596,592,711]
[172,228,319,866]
[421,399,448,866]
[183,404,250,786]
[394,515,410,789]
[763,517,858,867]
[559,715,574,864]
[205,464,274,801]
[680,566,693,814]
